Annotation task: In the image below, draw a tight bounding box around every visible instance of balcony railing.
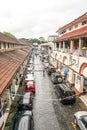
[53,47,87,58]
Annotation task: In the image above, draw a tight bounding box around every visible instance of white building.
[50,12,87,105]
[48,35,58,42]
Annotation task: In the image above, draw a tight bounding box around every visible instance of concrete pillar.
[63,41,65,52]
[11,79,16,93]
[1,42,4,49]
[70,40,73,53]
[80,75,84,92]
[79,38,82,55]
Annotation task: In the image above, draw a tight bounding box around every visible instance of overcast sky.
[0,0,87,39]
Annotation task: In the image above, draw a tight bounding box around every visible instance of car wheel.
[73,116,77,124]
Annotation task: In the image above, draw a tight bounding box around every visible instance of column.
[59,42,61,51]
[80,75,84,92]
[79,38,82,56]
[63,41,65,52]
[70,40,73,53]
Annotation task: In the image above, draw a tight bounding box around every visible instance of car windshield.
[27,85,32,88]
[64,91,75,97]
[81,116,87,129]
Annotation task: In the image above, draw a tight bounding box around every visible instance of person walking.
[43,68,45,76]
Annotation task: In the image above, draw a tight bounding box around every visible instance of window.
[69,27,72,31]
[4,43,6,48]
[60,30,66,34]
[81,117,87,129]
[82,20,87,25]
[75,24,78,28]
[84,79,87,86]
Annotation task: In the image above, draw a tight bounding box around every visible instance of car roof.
[57,83,74,92]
[13,111,32,130]
[26,80,34,85]
[52,72,62,76]
[48,66,55,69]
[25,74,34,80]
[74,111,87,119]
[20,92,32,104]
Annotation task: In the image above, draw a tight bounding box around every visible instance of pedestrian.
[43,68,45,76]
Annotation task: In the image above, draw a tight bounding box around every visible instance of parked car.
[73,111,87,130]
[47,66,56,75]
[55,83,76,104]
[25,74,34,82]
[12,111,34,130]
[51,72,63,84]
[18,92,33,110]
[25,80,36,93]
[27,67,34,74]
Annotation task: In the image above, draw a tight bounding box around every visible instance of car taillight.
[61,96,65,99]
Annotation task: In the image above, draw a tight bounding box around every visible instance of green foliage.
[3,32,16,38]
[20,38,46,44]
[29,38,41,44]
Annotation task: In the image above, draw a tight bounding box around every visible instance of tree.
[3,32,16,38]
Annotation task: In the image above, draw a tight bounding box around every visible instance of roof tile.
[0,48,30,94]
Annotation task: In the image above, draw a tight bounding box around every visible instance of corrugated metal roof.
[56,26,87,42]
[0,48,30,94]
[0,32,23,45]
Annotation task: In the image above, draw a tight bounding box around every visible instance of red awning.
[56,26,87,41]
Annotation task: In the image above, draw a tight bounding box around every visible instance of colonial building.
[0,32,32,130]
[48,35,58,42]
[50,12,87,105]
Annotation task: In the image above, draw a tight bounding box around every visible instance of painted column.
[59,42,61,51]
[79,38,82,56]
[70,40,73,53]
[54,42,56,50]
[80,75,84,92]
[63,41,65,52]
[75,74,83,93]
[68,69,74,85]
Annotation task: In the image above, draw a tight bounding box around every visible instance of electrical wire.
[9,90,86,101]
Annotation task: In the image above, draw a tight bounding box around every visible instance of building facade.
[50,12,87,105]
[48,35,58,42]
[0,32,32,130]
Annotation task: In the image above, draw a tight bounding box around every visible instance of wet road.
[33,55,87,130]
[34,56,61,130]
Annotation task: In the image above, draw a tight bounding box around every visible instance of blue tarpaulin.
[64,68,69,75]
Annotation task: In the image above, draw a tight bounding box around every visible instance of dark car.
[47,66,56,75]
[51,72,63,84]
[12,111,34,130]
[18,92,33,111]
[55,83,76,104]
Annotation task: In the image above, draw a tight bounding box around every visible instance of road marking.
[72,122,77,130]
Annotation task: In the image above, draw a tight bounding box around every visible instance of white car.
[74,111,87,130]
[25,74,34,81]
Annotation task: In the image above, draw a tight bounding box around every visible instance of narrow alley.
[34,56,61,130]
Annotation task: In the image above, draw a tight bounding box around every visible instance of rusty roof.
[0,47,30,94]
[0,32,23,45]
[55,25,87,42]
[56,12,87,33]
